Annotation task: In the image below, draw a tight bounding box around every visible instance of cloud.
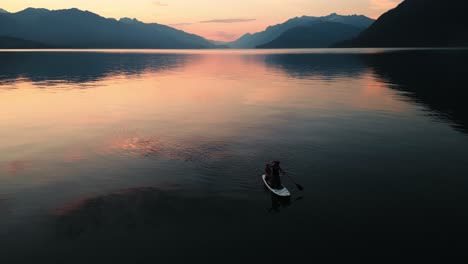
[153,1,168,6]
[199,18,256,24]
[169,18,256,27]
[169,22,194,27]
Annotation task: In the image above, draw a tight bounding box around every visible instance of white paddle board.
[262,174,291,197]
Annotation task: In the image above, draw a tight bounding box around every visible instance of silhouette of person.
[265,163,273,183]
[270,161,284,189]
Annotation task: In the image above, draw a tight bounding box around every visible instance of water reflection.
[5,160,32,175]
[0,50,467,180]
[268,193,291,213]
[53,186,299,240]
[0,52,192,86]
[1,49,468,262]
[263,53,366,79]
[0,49,466,183]
[2,50,463,134]
[20,187,306,263]
[362,50,468,133]
[54,187,183,239]
[99,129,232,162]
[261,49,468,134]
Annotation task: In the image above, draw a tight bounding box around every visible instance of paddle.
[283,172,303,191]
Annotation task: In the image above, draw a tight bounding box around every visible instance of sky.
[1,0,403,42]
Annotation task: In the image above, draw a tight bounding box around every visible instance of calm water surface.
[1,49,468,262]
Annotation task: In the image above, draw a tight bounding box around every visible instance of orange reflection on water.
[98,129,165,157]
[63,148,86,163]
[347,71,410,113]
[0,51,411,181]
[5,160,31,175]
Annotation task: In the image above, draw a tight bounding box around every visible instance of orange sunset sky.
[1,0,403,41]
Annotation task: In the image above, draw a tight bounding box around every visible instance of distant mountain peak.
[0,8,9,13]
[257,21,364,49]
[324,13,367,18]
[229,13,374,48]
[15,7,101,19]
[119,17,143,25]
[63,8,84,13]
[0,7,215,49]
[56,8,98,16]
[323,13,358,18]
[17,7,50,14]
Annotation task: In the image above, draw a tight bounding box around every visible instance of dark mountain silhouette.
[0,8,9,13]
[0,36,48,48]
[229,13,374,48]
[339,0,468,47]
[0,8,215,49]
[257,22,363,49]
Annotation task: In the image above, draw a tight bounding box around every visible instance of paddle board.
[262,174,291,197]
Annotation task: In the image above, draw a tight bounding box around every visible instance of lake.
[1,49,468,262]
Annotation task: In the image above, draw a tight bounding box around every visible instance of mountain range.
[257,21,364,49]
[229,13,374,48]
[0,36,48,48]
[0,8,215,49]
[1,0,468,49]
[339,0,468,47]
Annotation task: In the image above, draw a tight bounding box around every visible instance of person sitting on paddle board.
[270,161,284,189]
[265,163,273,183]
